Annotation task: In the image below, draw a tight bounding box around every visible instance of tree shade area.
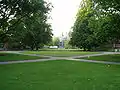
[0,0,53,50]
[70,0,120,51]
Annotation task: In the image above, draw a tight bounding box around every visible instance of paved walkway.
[0,51,120,65]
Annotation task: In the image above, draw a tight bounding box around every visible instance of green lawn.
[23,51,99,57]
[81,54,120,62]
[0,53,46,62]
[0,60,120,90]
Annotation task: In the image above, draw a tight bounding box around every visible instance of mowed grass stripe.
[0,53,46,62]
[81,54,120,62]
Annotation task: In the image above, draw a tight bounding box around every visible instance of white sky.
[47,0,81,37]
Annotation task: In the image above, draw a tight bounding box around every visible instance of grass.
[23,51,99,57]
[81,54,120,62]
[0,60,120,90]
[0,53,46,62]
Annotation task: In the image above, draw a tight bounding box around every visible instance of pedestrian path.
[0,51,120,65]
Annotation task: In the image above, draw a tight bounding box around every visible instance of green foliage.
[93,0,120,13]
[70,0,97,51]
[64,40,72,49]
[70,0,120,51]
[52,37,60,46]
[0,0,51,31]
[0,0,53,50]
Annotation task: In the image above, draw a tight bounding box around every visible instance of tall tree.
[70,0,120,51]
[0,0,53,50]
[70,0,97,51]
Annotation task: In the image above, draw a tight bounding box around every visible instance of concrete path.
[0,51,120,65]
[68,59,120,65]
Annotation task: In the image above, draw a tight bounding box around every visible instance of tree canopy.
[0,0,53,50]
[70,0,120,51]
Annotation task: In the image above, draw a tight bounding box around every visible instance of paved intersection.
[0,51,120,65]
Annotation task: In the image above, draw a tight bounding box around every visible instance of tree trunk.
[3,42,8,51]
[36,47,39,51]
[83,48,86,51]
[31,45,34,51]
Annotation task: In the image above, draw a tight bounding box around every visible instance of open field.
[81,54,120,62]
[0,60,120,90]
[23,51,100,57]
[0,53,46,62]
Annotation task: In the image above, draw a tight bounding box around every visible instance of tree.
[52,37,60,46]
[21,12,52,50]
[93,0,120,13]
[70,0,120,51]
[0,0,51,50]
[9,11,52,50]
[0,0,53,50]
[92,0,120,45]
[70,0,97,51]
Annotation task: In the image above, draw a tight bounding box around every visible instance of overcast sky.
[47,0,81,37]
